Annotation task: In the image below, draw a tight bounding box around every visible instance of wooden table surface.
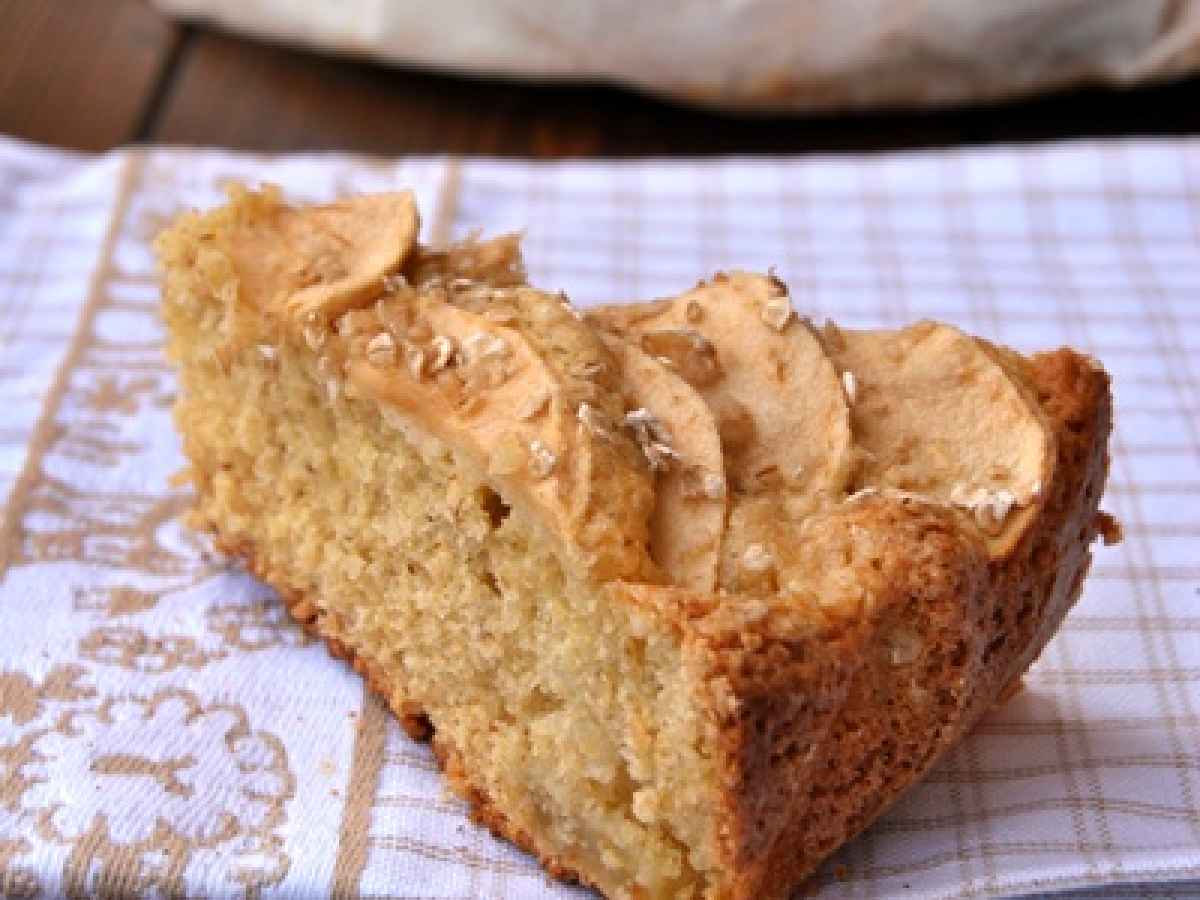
[3,1,1200,158]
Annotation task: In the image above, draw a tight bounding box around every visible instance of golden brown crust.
[731,348,1113,900]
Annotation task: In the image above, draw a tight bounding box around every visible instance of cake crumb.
[1097,512,1123,545]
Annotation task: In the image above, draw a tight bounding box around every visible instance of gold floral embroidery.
[0,665,94,727]
[2,689,294,897]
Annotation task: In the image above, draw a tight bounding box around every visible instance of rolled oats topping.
[702,471,727,499]
[404,346,427,380]
[303,321,327,351]
[624,408,671,446]
[845,486,880,503]
[841,370,857,403]
[761,294,793,332]
[643,441,680,472]
[988,490,1017,524]
[528,439,557,478]
[576,401,612,437]
[948,483,1021,530]
[623,407,678,471]
[429,335,456,371]
[365,331,397,366]
[463,331,510,364]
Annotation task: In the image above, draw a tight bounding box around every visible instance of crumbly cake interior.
[160,216,721,898]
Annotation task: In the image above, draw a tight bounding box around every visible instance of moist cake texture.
[156,186,1116,900]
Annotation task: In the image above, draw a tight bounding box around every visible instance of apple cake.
[156,186,1117,900]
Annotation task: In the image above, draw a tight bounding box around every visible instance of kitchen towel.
[0,136,1197,899]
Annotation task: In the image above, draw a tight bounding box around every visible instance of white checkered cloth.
[0,136,1197,899]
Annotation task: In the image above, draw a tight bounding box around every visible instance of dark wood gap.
[152,26,1200,158]
[133,24,194,145]
[0,0,180,152]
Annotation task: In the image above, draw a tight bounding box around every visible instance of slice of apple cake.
[156,186,1116,900]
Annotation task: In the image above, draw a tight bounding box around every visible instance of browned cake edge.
[206,345,1113,900]
[733,347,1115,899]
